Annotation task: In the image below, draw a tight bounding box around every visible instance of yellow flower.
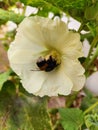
[8,16,85,97]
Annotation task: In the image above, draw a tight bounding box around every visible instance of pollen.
[45,50,61,65]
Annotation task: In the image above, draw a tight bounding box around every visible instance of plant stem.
[84,101,98,115]
[88,44,98,64]
[78,22,84,33]
[53,120,60,130]
[84,36,98,72]
[85,44,98,73]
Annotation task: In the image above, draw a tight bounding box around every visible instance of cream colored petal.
[9,62,35,78]
[35,68,73,97]
[11,34,46,51]
[16,16,45,46]
[61,32,83,59]
[39,17,69,50]
[19,16,68,51]
[9,63,48,93]
[62,58,85,91]
[21,71,47,93]
[72,75,85,91]
[16,16,67,49]
[8,49,37,64]
[8,40,46,67]
[10,62,71,96]
[10,16,68,56]
[10,60,73,96]
[8,21,47,54]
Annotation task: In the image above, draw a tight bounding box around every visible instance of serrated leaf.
[85,113,98,130]
[0,81,52,130]
[0,9,24,24]
[59,108,84,130]
[0,70,10,90]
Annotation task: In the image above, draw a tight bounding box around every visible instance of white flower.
[8,16,85,97]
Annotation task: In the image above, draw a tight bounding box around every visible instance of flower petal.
[8,49,37,64]
[8,22,47,65]
[9,63,73,95]
[21,71,47,93]
[16,16,45,46]
[38,17,69,50]
[18,16,68,51]
[35,68,73,97]
[11,34,46,51]
[8,16,85,97]
[9,64,49,94]
[62,58,85,91]
[61,32,83,59]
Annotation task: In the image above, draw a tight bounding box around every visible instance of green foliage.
[85,113,98,130]
[20,0,60,17]
[59,108,84,130]
[0,82,52,130]
[0,9,24,24]
[0,70,11,90]
[44,0,88,10]
[20,0,92,21]
[81,88,98,111]
[43,0,92,21]
[85,2,98,20]
[86,22,98,37]
[84,1,98,35]
[81,96,98,112]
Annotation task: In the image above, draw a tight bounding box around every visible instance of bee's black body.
[36,56,58,72]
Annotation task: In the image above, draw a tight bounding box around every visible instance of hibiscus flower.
[8,16,85,97]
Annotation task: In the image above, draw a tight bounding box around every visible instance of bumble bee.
[32,55,59,72]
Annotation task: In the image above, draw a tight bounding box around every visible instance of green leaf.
[85,2,98,20]
[44,0,87,10]
[0,81,52,130]
[20,0,60,17]
[20,0,91,21]
[81,88,98,111]
[85,113,98,130]
[0,70,10,90]
[43,0,91,21]
[37,3,60,17]
[0,9,24,24]
[86,22,97,37]
[59,108,84,130]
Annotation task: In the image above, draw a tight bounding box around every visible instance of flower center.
[36,50,61,72]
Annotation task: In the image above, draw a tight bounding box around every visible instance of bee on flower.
[8,16,85,97]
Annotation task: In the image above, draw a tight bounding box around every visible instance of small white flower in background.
[8,16,85,97]
[85,72,98,96]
